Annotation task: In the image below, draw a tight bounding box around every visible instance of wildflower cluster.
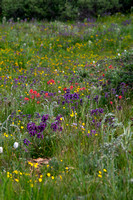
[27,115,48,139]
[47,79,55,85]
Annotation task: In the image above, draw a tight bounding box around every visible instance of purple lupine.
[23,138,30,146]
[38,122,47,132]
[41,114,49,122]
[51,122,58,131]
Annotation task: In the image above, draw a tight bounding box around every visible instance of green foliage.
[106,53,133,89]
[1,0,133,21]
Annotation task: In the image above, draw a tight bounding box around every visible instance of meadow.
[0,13,133,199]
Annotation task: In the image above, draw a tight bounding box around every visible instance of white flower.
[118,53,120,56]
[0,147,3,153]
[13,142,19,149]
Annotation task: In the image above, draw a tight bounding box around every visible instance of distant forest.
[0,0,132,21]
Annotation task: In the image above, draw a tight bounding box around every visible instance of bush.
[77,0,121,19]
[1,0,133,21]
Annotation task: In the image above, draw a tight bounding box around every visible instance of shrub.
[1,0,133,21]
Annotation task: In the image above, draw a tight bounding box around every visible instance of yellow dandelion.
[47,173,51,177]
[98,174,102,178]
[39,178,42,182]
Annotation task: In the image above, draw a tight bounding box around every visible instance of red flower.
[36,93,41,98]
[31,95,34,99]
[47,79,55,84]
[70,85,73,90]
[80,87,85,91]
[33,91,37,95]
[24,97,29,101]
[109,65,113,69]
[119,96,122,99]
[37,101,40,104]
[51,79,55,84]
[29,89,33,93]
[110,101,113,105]
[45,93,48,97]
[63,87,67,91]
[102,74,105,76]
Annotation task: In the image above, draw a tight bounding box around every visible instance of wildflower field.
[0,13,133,199]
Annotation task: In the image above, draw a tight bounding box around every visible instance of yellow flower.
[13,170,18,174]
[51,176,54,180]
[7,172,10,178]
[103,169,107,172]
[98,174,102,178]
[59,175,62,180]
[98,171,102,174]
[47,173,51,177]
[39,178,42,182]
[15,179,19,182]
[34,163,38,168]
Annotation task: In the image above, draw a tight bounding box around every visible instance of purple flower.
[27,122,38,132]
[51,122,58,131]
[55,115,62,121]
[37,133,44,139]
[23,138,30,146]
[38,122,47,132]
[41,114,49,122]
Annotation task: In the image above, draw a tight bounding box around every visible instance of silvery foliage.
[99,113,133,162]
[41,100,59,117]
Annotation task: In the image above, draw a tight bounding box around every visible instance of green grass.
[0,13,133,200]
